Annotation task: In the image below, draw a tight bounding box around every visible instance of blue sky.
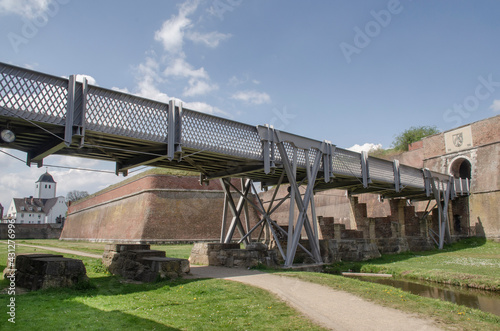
[1,0,499,210]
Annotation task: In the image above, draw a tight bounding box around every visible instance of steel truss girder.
[220,175,316,264]
[220,178,252,246]
[424,169,453,249]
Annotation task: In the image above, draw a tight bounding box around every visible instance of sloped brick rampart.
[61,175,259,242]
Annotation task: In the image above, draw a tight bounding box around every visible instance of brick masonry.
[61,175,260,242]
[0,224,62,240]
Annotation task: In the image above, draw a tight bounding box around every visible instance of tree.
[391,125,439,151]
[66,190,89,202]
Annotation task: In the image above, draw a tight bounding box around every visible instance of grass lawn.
[0,244,323,330]
[10,239,194,259]
[324,237,500,291]
[1,238,499,330]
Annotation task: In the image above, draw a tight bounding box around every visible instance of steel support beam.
[393,159,401,192]
[361,150,371,188]
[167,100,182,161]
[27,137,66,167]
[220,178,251,246]
[274,130,323,267]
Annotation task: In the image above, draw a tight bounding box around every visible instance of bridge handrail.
[0,62,453,194]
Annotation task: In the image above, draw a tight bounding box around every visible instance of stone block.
[105,244,151,252]
[103,245,189,282]
[5,254,87,291]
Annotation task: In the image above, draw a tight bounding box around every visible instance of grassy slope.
[325,238,500,291]
[0,244,322,331]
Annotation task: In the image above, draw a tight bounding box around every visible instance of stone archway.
[448,157,471,235]
[449,157,472,179]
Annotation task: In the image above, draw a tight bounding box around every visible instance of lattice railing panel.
[86,86,168,142]
[181,109,262,159]
[454,178,470,195]
[400,165,425,188]
[0,67,67,124]
[369,157,395,183]
[332,148,362,177]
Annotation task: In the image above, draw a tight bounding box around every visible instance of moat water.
[349,276,500,316]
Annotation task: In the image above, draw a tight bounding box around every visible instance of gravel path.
[9,243,442,330]
[189,266,443,331]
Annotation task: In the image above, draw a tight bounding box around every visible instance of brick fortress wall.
[61,175,260,243]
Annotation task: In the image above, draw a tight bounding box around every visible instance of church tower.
[35,172,56,199]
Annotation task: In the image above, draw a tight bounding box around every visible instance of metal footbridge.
[0,62,469,266]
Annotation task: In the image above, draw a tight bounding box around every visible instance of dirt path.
[189,266,442,331]
[8,243,442,330]
[9,243,102,259]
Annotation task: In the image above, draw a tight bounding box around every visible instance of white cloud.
[489,100,500,112]
[75,74,97,86]
[347,143,383,153]
[186,31,231,48]
[228,75,260,87]
[163,57,208,79]
[183,101,228,116]
[228,76,244,86]
[231,90,271,105]
[134,57,170,103]
[0,0,52,19]
[0,149,124,214]
[183,78,218,97]
[154,0,198,54]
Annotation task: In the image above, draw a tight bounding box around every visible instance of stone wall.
[189,242,279,268]
[103,244,190,281]
[61,175,260,242]
[420,116,500,239]
[0,224,62,240]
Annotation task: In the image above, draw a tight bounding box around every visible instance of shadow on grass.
[324,237,488,274]
[0,272,213,330]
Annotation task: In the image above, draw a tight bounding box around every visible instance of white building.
[5,172,67,224]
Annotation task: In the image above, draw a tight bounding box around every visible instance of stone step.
[125,249,166,261]
[142,257,190,275]
[9,254,64,274]
[105,244,151,252]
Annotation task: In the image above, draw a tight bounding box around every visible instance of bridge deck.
[0,62,469,200]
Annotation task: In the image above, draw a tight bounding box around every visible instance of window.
[21,213,24,217]
[49,185,51,188]
[36,184,38,188]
